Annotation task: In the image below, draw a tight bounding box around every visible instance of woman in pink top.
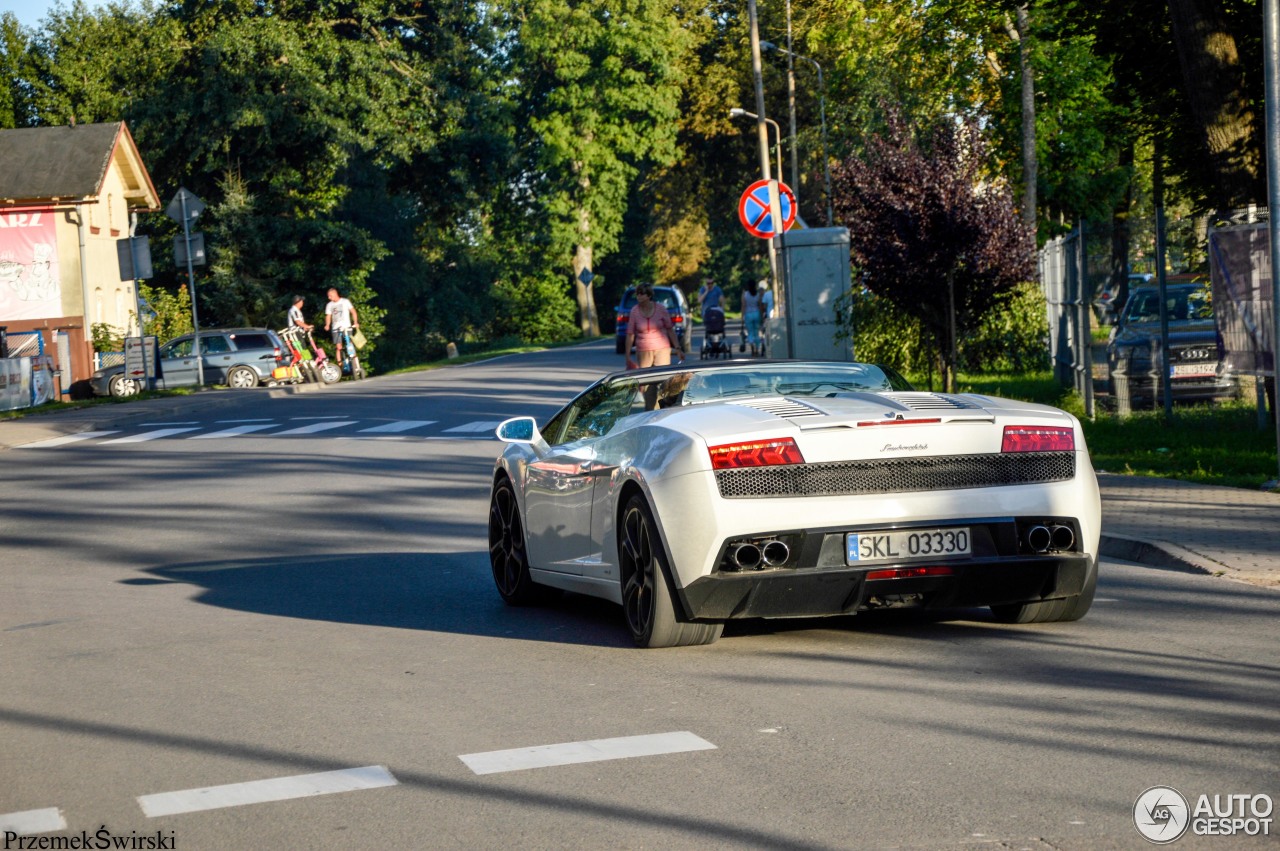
[624,284,684,368]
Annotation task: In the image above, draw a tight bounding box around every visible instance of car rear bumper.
[679,554,1092,620]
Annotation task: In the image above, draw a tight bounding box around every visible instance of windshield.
[680,363,911,403]
[1123,287,1214,324]
[620,289,681,312]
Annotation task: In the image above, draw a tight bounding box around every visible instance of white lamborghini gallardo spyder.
[489,361,1101,648]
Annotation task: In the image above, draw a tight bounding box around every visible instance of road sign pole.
[747,0,787,354]
[178,190,204,389]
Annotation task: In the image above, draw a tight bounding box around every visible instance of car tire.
[990,557,1098,624]
[619,494,723,648]
[227,366,259,389]
[108,374,140,398]
[615,337,626,355]
[489,477,553,606]
[319,362,341,384]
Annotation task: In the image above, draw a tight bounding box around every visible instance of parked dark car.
[1096,273,1152,324]
[1106,283,1235,404]
[90,328,286,397]
[614,285,690,354]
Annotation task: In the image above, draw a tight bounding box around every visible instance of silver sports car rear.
[491,361,1101,648]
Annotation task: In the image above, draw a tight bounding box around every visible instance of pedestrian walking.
[741,281,763,356]
[625,283,684,369]
[699,278,724,313]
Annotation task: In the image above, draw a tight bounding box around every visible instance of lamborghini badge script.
[881,443,928,452]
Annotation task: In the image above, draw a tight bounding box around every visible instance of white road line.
[272,421,357,436]
[138,421,198,426]
[442,420,503,433]
[101,428,202,444]
[289,416,345,420]
[0,807,66,834]
[137,765,398,818]
[189,424,279,439]
[216,419,273,423]
[458,731,717,776]
[15,431,119,449]
[359,420,436,433]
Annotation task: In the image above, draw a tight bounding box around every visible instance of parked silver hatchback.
[90,328,286,397]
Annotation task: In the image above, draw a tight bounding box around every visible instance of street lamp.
[761,41,833,226]
[730,108,783,186]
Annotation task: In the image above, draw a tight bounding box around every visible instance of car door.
[157,337,197,387]
[199,333,233,384]
[523,379,642,574]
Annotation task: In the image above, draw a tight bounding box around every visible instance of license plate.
[1170,363,1215,377]
[846,527,971,565]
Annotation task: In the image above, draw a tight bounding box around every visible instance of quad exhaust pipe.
[1025,524,1074,553]
[730,539,791,570]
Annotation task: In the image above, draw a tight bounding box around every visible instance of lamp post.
[730,108,783,186]
[761,41,832,226]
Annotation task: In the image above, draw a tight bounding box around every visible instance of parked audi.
[1106,283,1235,404]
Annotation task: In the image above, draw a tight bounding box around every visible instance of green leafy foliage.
[138,281,194,342]
[90,322,125,352]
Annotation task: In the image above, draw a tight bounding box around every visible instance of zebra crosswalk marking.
[359,420,436,433]
[102,428,202,444]
[271,421,358,436]
[16,431,120,449]
[443,420,503,433]
[190,424,278,439]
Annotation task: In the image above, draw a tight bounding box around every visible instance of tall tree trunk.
[1166,0,1263,210]
[572,239,599,338]
[1015,4,1037,239]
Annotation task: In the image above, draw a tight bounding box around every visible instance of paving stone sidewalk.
[1098,473,1280,589]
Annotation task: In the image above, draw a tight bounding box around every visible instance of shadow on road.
[133,551,634,648]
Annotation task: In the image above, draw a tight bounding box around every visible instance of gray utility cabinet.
[769,226,853,361]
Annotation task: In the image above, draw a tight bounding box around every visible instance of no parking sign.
[738,179,797,238]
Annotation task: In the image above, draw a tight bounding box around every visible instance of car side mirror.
[496,416,549,456]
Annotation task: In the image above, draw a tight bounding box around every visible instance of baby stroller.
[700,305,732,359]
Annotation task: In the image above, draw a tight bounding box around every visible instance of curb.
[1099,533,1226,576]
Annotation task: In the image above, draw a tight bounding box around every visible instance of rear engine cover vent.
[882,392,981,411]
[730,398,825,419]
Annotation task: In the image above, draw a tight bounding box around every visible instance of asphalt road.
[2,341,1278,850]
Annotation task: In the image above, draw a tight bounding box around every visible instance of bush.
[838,282,1049,374]
[490,271,580,345]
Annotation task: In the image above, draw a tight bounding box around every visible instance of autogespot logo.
[1135,786,1191,844]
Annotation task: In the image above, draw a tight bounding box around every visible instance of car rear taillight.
[616,314,627,325]
[865,566,955,581]
[708,437,805,470]
[1001,425,1074,452]
[672,314,683,324]
[274,347,282,361]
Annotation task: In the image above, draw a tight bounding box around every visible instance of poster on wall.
[0,207,62,321]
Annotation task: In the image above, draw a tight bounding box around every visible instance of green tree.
[0,13,36,128]
[505,0,691,336]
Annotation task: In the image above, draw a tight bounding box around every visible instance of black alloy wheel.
[619,494,722,648]
[488,478,545,605]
